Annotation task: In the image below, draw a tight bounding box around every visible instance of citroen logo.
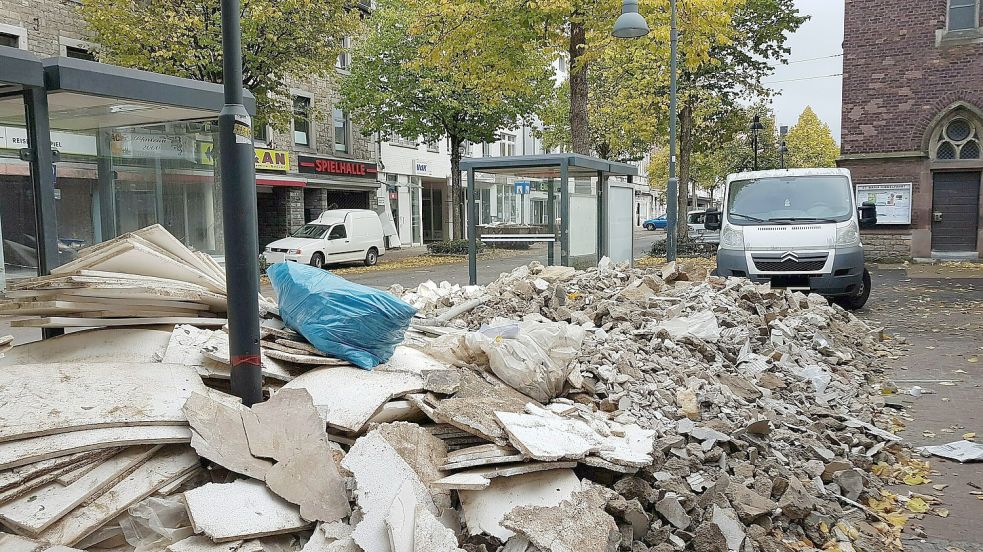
[779,251,799,263]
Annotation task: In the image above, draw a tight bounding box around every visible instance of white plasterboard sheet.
[0,426,192,470]
[458,469,581,540]
[183,479,311,542]
[0,327,172,367]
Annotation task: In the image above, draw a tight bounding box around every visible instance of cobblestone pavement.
[864,266,983,551]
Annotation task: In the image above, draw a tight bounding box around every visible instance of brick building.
[1,0,381,259]
[839,0,983,260]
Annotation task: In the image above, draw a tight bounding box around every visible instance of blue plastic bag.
[267,262,417,369]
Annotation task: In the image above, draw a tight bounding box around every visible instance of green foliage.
[79,0,359,126]
[785,106,840,168]
[427,240,482,255]
[340,0,552,239]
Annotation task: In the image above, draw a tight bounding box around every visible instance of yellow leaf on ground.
[906,497,929,513]
[883,513,909,528]
[963,432,977,440]
[903,474,929,486]
[935,508,949,518]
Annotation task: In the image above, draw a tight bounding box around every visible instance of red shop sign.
[297,155,378,179]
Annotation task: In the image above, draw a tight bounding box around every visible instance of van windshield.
[291,224,329,239]
[726,175,853,225]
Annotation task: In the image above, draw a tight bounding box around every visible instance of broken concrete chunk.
[711,506,746,552]
[501,485,619,552]
[183,479,311,543]
[459,469,581,541]
[495,405,607,461]
[654,495,691,530]
[264,438,350,523]
[726,483,778,524]
[183,389,273,480]
[241,388,326,462]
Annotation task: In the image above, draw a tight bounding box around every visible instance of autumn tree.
[80,0,359,126]
[340,0,551,240]
[784,106,840,168]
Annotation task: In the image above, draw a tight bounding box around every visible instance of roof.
[314,209,377,223]
[460,153,639,179]
[0,46,44,88]
[726,168,850,183]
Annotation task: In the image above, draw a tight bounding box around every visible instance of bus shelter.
[461,153,638,285]
[0,47,254,291]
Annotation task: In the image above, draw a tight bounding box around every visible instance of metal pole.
[666,0,678,262]
[560,161,570,267]
[467,168,477,285]
[219,0,262,406]
[752,131,759,171]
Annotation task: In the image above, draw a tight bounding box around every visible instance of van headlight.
[719,226,745,250]
[835,221,861,248]
[287,248,303,255]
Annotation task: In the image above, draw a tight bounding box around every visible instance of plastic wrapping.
[119,495,193,551]
[268,262,417,369]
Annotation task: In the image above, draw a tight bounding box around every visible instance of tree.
[784,106,839,168]
[80,0,359,126]
[340,0,551,240]
[669,0,807,235]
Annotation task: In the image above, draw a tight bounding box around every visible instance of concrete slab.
[0,446,159,536]
[284,367,424,433]
[36,446,199,546]
[0,363,204,443]
[183,389,273,480]
[264,438,350,522]
[0,327,172,366]
[0,426,192,470]
[458,469,581,540]
[183,479,311,543]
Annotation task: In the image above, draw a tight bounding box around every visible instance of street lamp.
[750,115,764,171]
[613,0,679,262]
[220,0,263,406]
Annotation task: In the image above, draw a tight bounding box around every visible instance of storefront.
[0,50,253,288]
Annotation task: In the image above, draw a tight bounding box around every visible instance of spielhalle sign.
[298,155,377,179]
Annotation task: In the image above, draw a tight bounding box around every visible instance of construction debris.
[0,235,919,550]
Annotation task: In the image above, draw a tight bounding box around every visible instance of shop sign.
[112,132,194,161]
[856,183,912,225]
[514,180,531,195]
[298,155,377,179]
[195,142,290,172]
[0,126,97,156]
[412,160,431,176]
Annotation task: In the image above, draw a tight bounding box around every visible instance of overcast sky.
[764,0,845,143]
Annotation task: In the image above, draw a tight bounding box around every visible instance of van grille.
[270,248,288,253]
[752,252,828,272]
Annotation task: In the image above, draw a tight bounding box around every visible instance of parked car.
[642,216,668,230]
[687,210,720,243]
[263,209,386,268]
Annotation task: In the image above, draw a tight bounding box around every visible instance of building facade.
[839,0,983,260]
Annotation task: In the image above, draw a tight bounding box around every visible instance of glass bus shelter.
[0,47,254,291]
[461,154,638,285]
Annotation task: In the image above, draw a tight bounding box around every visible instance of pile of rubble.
[0,234,911,552]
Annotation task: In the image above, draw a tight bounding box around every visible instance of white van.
[687,210,720,243]
[262,209,386,268]
[705,168,877,309]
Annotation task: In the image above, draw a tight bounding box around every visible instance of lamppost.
[750,114,764,171]
[613,0,679,261]
[220,0,263,406]
[779,140,789,169]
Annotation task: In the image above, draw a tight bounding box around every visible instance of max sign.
[298,155,377,179]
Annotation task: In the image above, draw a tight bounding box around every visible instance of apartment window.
[66,46,96,60]
[253,121,268,142]
[0,33,19,48]
[390,135,417,148]
[949,0,979,31]
[500,134,516,157]
[336,36,352,70]
[482,143,491,157]
[426,140,440,153]
[293,96,311,147]
[333,108,350,154]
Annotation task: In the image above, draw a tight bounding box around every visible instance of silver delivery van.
[705,168,877,309]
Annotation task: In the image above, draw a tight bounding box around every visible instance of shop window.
[293,96,311,147]
[933,116,982,160]
[948,0,979,31]
[66,46,96,60]
[333,108,350,154]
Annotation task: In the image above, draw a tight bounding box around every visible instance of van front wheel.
[310,252,325,269]
[837,268,871,310]
[364,248,379,267]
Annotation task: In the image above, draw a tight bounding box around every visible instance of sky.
[763,0,845,143]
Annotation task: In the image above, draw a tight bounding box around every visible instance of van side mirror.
[704,208,722,231]
[858,201,877,229]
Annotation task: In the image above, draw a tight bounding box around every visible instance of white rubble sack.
[918,440,983,463]
[655,310,720,342]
